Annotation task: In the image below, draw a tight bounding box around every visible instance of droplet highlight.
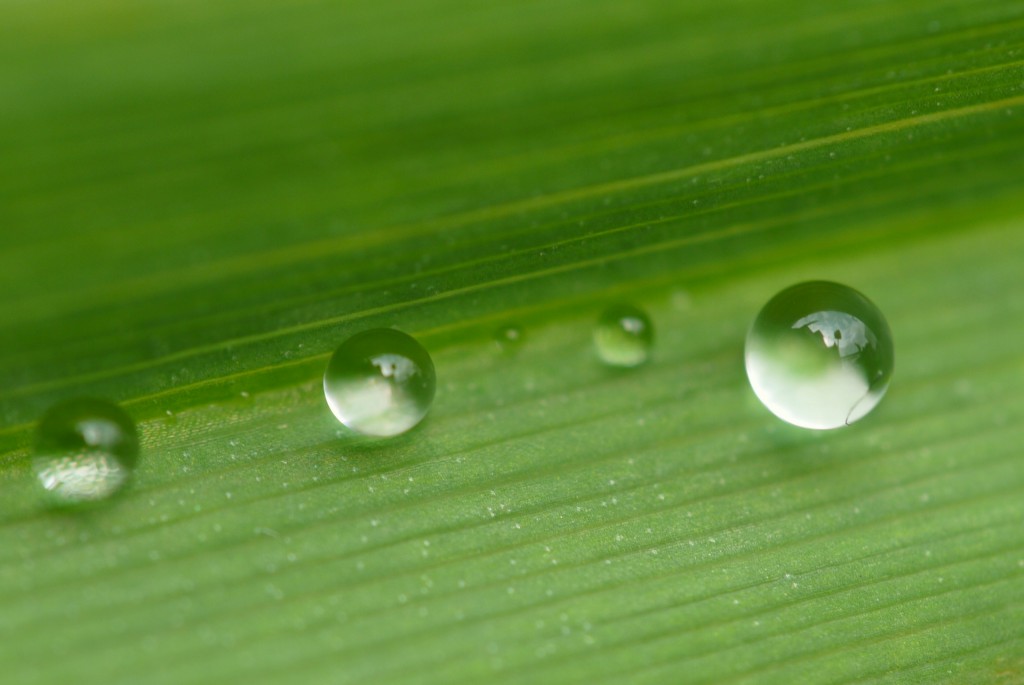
[324,328,436,436]
[745,281,894,429]
[33,398,139,503]
[594,304,653,367]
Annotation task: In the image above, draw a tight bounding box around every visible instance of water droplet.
[33,398,139,504]
[593,304,653,367]
[745,281,894,429]
[494,324,524,352]
[324,328,436,436]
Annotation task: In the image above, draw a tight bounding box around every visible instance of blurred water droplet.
[593,304,653,367]
[494,324,524,352]
[33,398,138,504]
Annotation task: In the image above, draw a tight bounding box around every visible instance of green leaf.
[2,1,1023,683]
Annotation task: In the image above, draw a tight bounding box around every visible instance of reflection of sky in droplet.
[76,418,122,448]
[372,354,417,382]
[793,311,877,359]
[620,316,645,334]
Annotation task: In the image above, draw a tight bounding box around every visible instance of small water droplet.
[494,324,524,352]
[593,304,654,367]
[32,398,138,504]
[323,328,436,436]
[745,281,894,429]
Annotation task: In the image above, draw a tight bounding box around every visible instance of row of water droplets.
[29,281,893,504]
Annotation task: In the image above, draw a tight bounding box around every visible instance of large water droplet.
[594,304,653,367]
[33,398,139,503]
[324,328,436,436]
[745,281,894,429]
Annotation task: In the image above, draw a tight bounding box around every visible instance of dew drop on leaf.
[745,281,894,429]
[33,398,139,504]
[494,324,524,352]
[324,328,436,436]
[593,304,654,367]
